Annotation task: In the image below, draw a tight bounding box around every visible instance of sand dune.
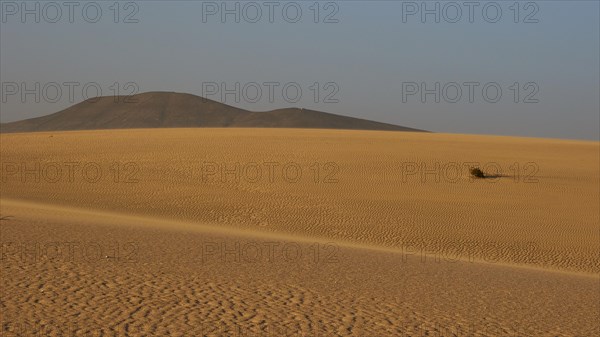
[1,199,598,336]
[1,128,599,336]
[1,129,598,273]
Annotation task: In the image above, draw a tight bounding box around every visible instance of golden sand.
[1,128,598,336]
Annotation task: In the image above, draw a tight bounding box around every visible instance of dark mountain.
[0,92,426,133]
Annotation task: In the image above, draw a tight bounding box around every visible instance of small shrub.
[470,167,485,178]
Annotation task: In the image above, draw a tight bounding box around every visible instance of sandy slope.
[1,200,598,336]
[1,128,599,336]
[1,129,598,273]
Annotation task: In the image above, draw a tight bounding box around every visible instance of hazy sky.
[1,1,598,140]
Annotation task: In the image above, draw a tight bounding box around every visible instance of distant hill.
[0,92,426,133]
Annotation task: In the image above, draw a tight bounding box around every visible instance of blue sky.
[1,1,598,140]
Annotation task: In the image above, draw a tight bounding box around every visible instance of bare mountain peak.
[1,91,426,133]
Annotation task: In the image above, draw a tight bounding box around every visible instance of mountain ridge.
[0,91,427,133]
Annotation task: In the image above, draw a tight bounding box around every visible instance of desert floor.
[1,128,599,336]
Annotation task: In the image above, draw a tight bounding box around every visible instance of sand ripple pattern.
[2,129,598,274]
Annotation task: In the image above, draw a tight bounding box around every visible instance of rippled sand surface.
[1,128,598,336]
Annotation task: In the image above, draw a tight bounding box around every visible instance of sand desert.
[1,128,599,336]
